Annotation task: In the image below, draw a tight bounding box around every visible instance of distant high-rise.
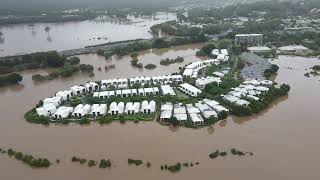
[234,34,263,45]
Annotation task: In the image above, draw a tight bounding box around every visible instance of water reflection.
[0,83,24,93]
[219,120,227,127]
[207,126,215,134]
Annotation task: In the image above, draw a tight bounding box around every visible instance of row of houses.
[160,99,229,125]
[195,76,222,89]
[100,74,183,88]
[37,100,157,120]
[93,87,160,99]
[183,59,221,78]
[221,80,273,106]
[179,83,202,97]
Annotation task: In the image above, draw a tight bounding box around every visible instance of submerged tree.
[45,27,51,33]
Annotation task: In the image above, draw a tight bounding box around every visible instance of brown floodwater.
[0,53,320,180]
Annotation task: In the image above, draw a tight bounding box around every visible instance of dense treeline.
[264,64,279,78]
[0,73,23,86]
[160,56,184,65]
[32,63,94,82]
[204,77,240,96]
[0,51,66,74]
[0,148,51,168]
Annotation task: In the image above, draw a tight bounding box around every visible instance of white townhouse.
[173,104,187,122]
[72,104,91,118]
[141,100,156,114]
[160,102,173,122]
[190,113,204,124]
[36,103,57,117]
[90,104,107,117]
[179,83,202,97]
[52,106,74,120]
[85,82,99,92]
[125,102,141,115]
[56,90,73,101]
[70,85,86,96]
[195,76,222,89]
[43,97,61,106]
[161,85,176,96]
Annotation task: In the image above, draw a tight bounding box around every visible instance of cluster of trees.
[111,42,151,57]
[209,148,252,159]
[196,43,216,57]
[160,56,184,65]
[204,77,240,96]
[128,159,143,166]
[144,64,157,69]
[312,65,320,71]
[99,159,112,168]
[209,150,227,159]
[160,163,181,172]
[5,148,51,168]
[32,63,93,82]
[203,24,231,35]
[264,64,279,78]
[0,51,65,74]
[131,57,143,68]
[0,73,23,86]
[71,156,88,164]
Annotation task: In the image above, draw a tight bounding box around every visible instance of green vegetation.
[144,64,157,70]
[204,77,240,96]
[0,51,65,75]
[88,160,97,167]
[264,64,279,78]
[218,84,290,116]
[160,56,184,65]
[32,64,93,82]
[131,57,143,68]
[160,161,200,173]
[2,148,51,168]
[128,159,143,166]
[312,65,320,71]
[210,148,253,159]
[196,40,232,57]
[99,159,112,168]
[24,108,49,125]
[0,73,23,86]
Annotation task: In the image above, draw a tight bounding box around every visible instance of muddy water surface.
[0,55,319,180]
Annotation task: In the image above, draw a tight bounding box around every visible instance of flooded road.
[0,55,320,180]
[0,12,176,56]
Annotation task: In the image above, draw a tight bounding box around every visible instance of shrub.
[128,159,143,166]
[167,163,181,172]
[88,160,96,167]
[99,159,111,168]
[144,64,157,69]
